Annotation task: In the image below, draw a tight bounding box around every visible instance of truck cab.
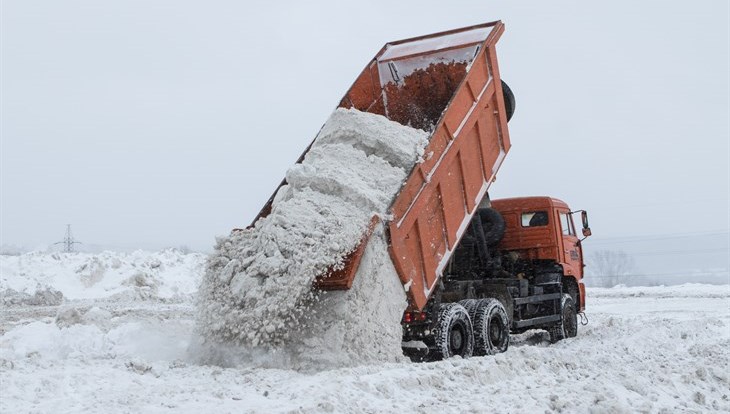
[491,196,588,312]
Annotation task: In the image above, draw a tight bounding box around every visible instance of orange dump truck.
[253,21,591,360]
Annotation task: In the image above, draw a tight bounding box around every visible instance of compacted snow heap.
[0,249,205,303]
[196,108,429,370]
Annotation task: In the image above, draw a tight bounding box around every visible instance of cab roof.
[491,196,570,212]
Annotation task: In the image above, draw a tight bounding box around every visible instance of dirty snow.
[195,108,428,364]
[1,256,728,413]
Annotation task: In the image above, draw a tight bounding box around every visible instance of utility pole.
[54,224,82,253]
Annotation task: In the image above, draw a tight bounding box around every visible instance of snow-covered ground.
[1,251,728,413]
[0,249,205,303]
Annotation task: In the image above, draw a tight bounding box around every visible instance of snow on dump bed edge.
[196,108,427,367]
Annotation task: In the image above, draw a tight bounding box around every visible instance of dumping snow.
[196,108,428,368]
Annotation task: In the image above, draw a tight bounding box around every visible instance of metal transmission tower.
[54,224,82,252]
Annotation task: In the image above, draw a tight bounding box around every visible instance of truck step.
[513,292,561,305]
[513,314,561,329]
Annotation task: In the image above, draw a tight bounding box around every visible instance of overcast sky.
[2,1,728,274]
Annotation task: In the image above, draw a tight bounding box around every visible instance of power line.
[54,224,82,253]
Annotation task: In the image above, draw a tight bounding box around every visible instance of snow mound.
[589,283,730,299]
[0,249,205,302]
[0,316,192,363]
[196,108,427,367]
[0,287,64,307]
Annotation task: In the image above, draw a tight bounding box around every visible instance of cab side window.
[560,212,576,236]
[522,211,548,227]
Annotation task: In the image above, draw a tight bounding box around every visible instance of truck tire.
[501,80,516,122]
[562,276,580,311]
[458,299,479,317]
[472,298,510,355]
[433,303,474,360]
[549,294,578,343]
[478,208,506,246]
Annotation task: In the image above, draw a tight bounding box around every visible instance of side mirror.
[580,210,591,238]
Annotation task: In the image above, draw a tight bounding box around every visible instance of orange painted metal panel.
[418,130,449,179]
[340,62,385,114]
[438,160,466,249]
[250,22,512,308]
[313,215,380,290]
[460,129,486,213]
[491,197,564,263]
[387,23,511,310]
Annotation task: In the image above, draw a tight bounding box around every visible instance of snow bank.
[0,310,192,363]
[0,287,64,307]
[196,108,427,367]
[0,249,205,302]
[588,283,730,299]
[1,284,728,413]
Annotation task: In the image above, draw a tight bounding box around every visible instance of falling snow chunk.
[195,108,428,369]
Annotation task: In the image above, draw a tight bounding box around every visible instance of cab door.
[558,210,583,278]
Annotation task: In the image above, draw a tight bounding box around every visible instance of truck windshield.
[560,212,576,236]
[521,211,548,227]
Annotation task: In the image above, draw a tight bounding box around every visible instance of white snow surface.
[0,249,205,303]
[195,108,428,359]
[1,274,728,413]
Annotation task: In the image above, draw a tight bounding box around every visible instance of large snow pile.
[196,108,428,368]
[0,249,205,303]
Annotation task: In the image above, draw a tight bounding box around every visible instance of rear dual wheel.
[434,299,510,360]
[472,298,510,356]
[433,303,474,360]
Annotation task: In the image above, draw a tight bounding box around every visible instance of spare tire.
[478,208,506,246]
[501,80,516,122]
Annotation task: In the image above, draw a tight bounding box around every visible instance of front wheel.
[433,303,474,360]
[549,294,578,343]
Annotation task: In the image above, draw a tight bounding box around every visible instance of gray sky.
[2,1,728,275]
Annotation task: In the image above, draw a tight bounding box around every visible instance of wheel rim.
[489,315,503,345]
[563,305,577,336]
[450,325,464,352]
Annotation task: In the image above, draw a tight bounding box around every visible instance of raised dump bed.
[252,21,512,311]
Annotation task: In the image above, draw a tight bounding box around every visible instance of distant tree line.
[585,250,636,288]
